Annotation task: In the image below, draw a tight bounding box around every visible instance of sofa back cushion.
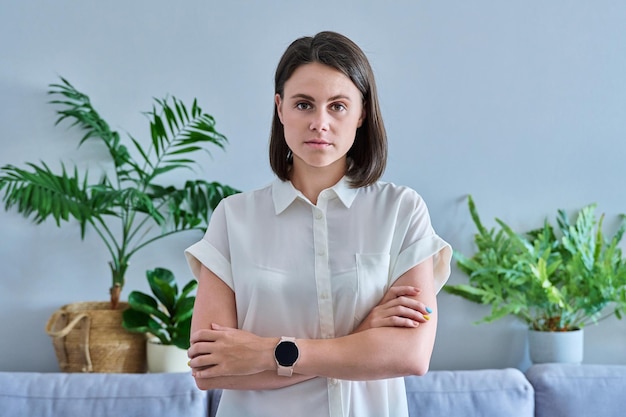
[0,371,206,417]
[405,368,534,417]
[527,363,626,417]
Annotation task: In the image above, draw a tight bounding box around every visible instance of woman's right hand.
[353,285,433,333]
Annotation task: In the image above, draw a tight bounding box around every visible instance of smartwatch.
[274,336,299,376]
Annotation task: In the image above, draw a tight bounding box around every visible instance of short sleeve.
[390,192,452,292]
[184,199,235,290]
[393,235,452,293]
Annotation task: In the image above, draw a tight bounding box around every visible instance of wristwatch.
[274,336,299,376]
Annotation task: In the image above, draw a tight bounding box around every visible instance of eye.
[295,102,312,111]
[330,103,347,112]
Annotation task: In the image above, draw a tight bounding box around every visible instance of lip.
[304,139,331,146]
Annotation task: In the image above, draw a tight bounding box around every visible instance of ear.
[275,94,284,124]
[357,105,366,128]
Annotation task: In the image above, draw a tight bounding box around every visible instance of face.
[275,62,365,178]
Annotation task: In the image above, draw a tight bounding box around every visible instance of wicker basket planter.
[46,302,147,373]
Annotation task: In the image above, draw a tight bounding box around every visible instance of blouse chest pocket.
[354,253,391,326]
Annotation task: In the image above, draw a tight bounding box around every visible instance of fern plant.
[0,78,239,308]
[445,195,626,331]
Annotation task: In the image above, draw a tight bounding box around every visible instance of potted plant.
[122,267,195,372]
[444,195,626,363]
[1,78,239,372]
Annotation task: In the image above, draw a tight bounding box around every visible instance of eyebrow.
[289,93,353,102]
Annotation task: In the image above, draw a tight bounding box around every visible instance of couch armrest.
[405,368,534,417]
[526,363,626,417]
[0,371,207,417]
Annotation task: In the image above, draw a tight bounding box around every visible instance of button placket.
[314,193,343,416]
[312,202,334,340]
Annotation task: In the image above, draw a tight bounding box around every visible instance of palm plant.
[0,78,239,308]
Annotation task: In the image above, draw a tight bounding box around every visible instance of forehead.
[284,62,361,99]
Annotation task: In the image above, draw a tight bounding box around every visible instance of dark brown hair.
[269,31,387,188]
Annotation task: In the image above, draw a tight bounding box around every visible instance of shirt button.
[317,249,326,256]
[330,378,339,385]
[315,212,323,220]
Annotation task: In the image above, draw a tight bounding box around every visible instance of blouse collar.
[272,177,358,214]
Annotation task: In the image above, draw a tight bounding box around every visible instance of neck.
[290,160,346,205]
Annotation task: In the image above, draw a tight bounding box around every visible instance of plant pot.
[45,301,147,373]
[146,338,190,373]
[528,328,584,364]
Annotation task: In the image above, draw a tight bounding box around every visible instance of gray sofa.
[1,364,625,416]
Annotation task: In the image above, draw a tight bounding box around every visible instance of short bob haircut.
[269,31,387,188]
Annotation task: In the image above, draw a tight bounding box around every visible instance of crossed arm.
[187,256,437,391]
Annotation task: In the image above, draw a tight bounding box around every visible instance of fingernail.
[424,315,430,321]
[426,307,433,314]
[187,361,191,367]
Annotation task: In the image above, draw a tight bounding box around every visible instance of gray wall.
[1,0,625,372]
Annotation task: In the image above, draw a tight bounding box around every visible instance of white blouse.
[185,177,452,417]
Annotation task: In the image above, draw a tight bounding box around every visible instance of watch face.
[275,341,299,366]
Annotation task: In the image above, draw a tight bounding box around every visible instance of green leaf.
[122,308,149,330]
[173,296,196,323]
[146,268,178,311]
[180,279,198,298]
[171,317,192,349]
[442,284,486,304]
[127,290,169,323]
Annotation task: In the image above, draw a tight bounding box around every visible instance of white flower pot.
[146,338,190,373]
[528,328,584,364]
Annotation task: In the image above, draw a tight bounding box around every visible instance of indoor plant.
[122,267,195,372]
[0,77,238,308]
[444,195,626,362]
[0,77,238,372]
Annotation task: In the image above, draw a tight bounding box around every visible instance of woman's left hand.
[353,285,432,333]
[187,324,277,378]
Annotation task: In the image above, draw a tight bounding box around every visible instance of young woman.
[185,31,452,417]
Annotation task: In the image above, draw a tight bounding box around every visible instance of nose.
[309,109,330,132]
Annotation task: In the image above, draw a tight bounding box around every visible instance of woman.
[185,31,452,417]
